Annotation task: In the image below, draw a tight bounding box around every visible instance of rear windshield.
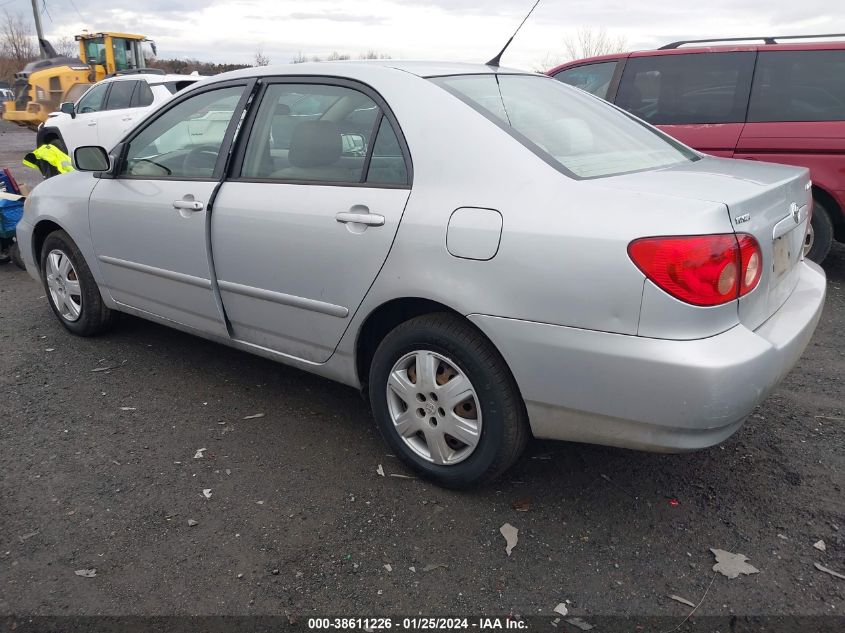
[431,74,698,179]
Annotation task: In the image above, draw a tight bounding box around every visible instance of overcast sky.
[5,0,844,69]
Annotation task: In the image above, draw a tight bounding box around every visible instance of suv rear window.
[748,50,845,122]
[432,74,697,179]
[616,52,754,125]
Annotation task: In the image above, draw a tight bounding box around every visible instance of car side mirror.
[74,146,110,172]
[59,101,76,119]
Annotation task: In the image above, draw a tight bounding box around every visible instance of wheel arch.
[353,297,524,404]
[31,219,65,272]
[355,298,459,388]
[812,184,843,234]
[36,125,66,150]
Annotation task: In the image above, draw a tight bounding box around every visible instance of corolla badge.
[790,202,801,224]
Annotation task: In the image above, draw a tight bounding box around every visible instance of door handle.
[336,211,384,227]
[87,121,97,127]
[121,116,133,122]
[173,198,204,212]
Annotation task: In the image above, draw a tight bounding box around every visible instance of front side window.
[121,85,245,179]
[615,52,755,125]
[105,80,137,110]
[76,82,109,113]
[748,50,845,122]
[433,74,697,179]
[239,83,408,185]
[553,61,618,99]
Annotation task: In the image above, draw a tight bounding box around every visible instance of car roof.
[104,73,200,84]
[547,39,845,74]
[203,60,530,84]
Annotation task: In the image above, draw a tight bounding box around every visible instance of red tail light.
[628,234,762,307]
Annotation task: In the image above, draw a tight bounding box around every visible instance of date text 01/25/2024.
[307,618,528,630]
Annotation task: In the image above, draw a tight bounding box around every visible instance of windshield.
[431,74,698,179]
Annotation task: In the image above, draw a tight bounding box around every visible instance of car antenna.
[486,0,542,67]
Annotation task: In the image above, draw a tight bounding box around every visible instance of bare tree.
[1,10,36,64]
[55,35,78,59]
[359,50,391,60]
[538,26,627,70]
[565,27,627,59]
[291,50,390,64]
[253,49,270,67]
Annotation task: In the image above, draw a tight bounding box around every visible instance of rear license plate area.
[772,234,791,279]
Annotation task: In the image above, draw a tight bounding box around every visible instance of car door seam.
[205,180,233,336]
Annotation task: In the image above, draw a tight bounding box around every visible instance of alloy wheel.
[45,249,82,322]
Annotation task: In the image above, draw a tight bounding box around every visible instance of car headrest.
[289,120,341,168]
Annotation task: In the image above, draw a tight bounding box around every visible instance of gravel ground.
[0,121,843,626]
[0,121,41,192]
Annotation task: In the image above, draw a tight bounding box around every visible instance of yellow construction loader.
[2,32,157,131]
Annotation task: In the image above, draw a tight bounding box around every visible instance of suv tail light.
[628,234,762,307]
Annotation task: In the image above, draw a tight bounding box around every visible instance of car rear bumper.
[468,260,826,452]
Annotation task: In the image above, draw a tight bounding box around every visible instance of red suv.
[548,35,845,263]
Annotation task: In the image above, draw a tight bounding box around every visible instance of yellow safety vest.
[23,144,74,176]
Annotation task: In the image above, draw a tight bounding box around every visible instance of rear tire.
[368,313,529,489]
[804,201,833,263]
[40,230,115,336]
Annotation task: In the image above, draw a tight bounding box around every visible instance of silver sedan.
[16,62,826,488]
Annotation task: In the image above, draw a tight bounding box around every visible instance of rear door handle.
[173,198,204,212]
[335,211,384,227]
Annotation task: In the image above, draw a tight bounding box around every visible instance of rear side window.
[132,81,155,107]
[105,80,137,110]
[616,52,754,125]
[553,61,617,99]
[748,50,845,122]
[239,83,409,186]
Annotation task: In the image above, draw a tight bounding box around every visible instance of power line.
[69,0,85,23]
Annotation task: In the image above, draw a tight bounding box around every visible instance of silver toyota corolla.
[16,62,826,488]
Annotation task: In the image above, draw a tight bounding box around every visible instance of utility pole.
[30,0,46,58]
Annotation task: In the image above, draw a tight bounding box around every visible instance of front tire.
[804,201,833,263]
[368,313,528,488]
[40,230,115,336]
